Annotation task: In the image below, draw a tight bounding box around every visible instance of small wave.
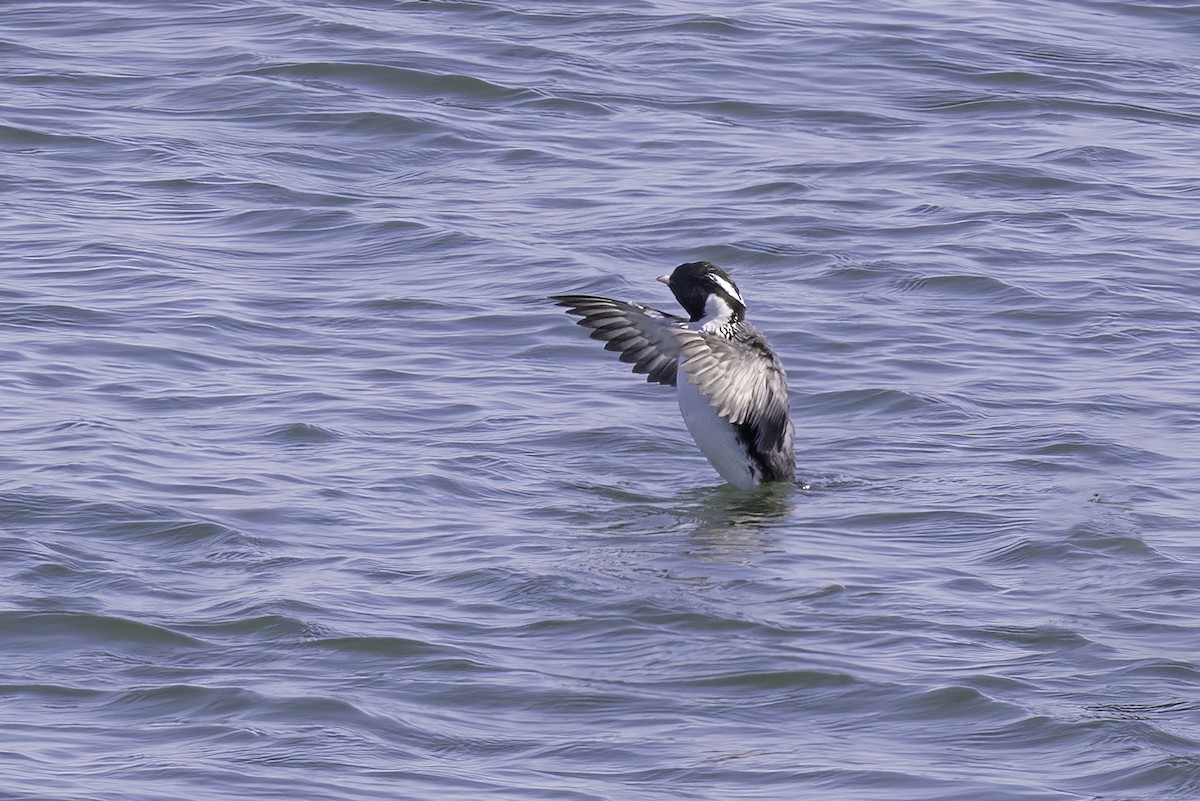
[0,610,201,650]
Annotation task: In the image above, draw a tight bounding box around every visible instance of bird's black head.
[658,261,746,323]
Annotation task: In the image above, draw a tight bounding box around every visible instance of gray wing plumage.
[677,331,792,432]
[678,330,795,482]
[552,294,689,386]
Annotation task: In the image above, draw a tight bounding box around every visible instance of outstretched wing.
[552,294,688,386]
[676,333,791,433]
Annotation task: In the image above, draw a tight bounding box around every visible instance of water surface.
[2,1,1199,799]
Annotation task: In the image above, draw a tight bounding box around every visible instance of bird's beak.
[657,274,671,285]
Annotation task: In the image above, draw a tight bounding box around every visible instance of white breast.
[676,373,757,490]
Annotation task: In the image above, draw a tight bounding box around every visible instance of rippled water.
[3,1,1199,798]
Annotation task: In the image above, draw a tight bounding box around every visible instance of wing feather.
[552,294,689,386]
[677,329,795,483]
[677,333,791,431]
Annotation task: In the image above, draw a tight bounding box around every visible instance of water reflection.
[670,482,799,562]
[682,482,796,535]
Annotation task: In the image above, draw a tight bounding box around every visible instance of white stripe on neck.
[695,293,737,331]
[710,275,743,306]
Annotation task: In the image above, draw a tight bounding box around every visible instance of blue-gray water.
[3,1,1199,799]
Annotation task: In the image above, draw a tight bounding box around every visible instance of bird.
[552,261,794,490]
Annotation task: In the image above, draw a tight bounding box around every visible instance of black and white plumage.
[552,261,795,489]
